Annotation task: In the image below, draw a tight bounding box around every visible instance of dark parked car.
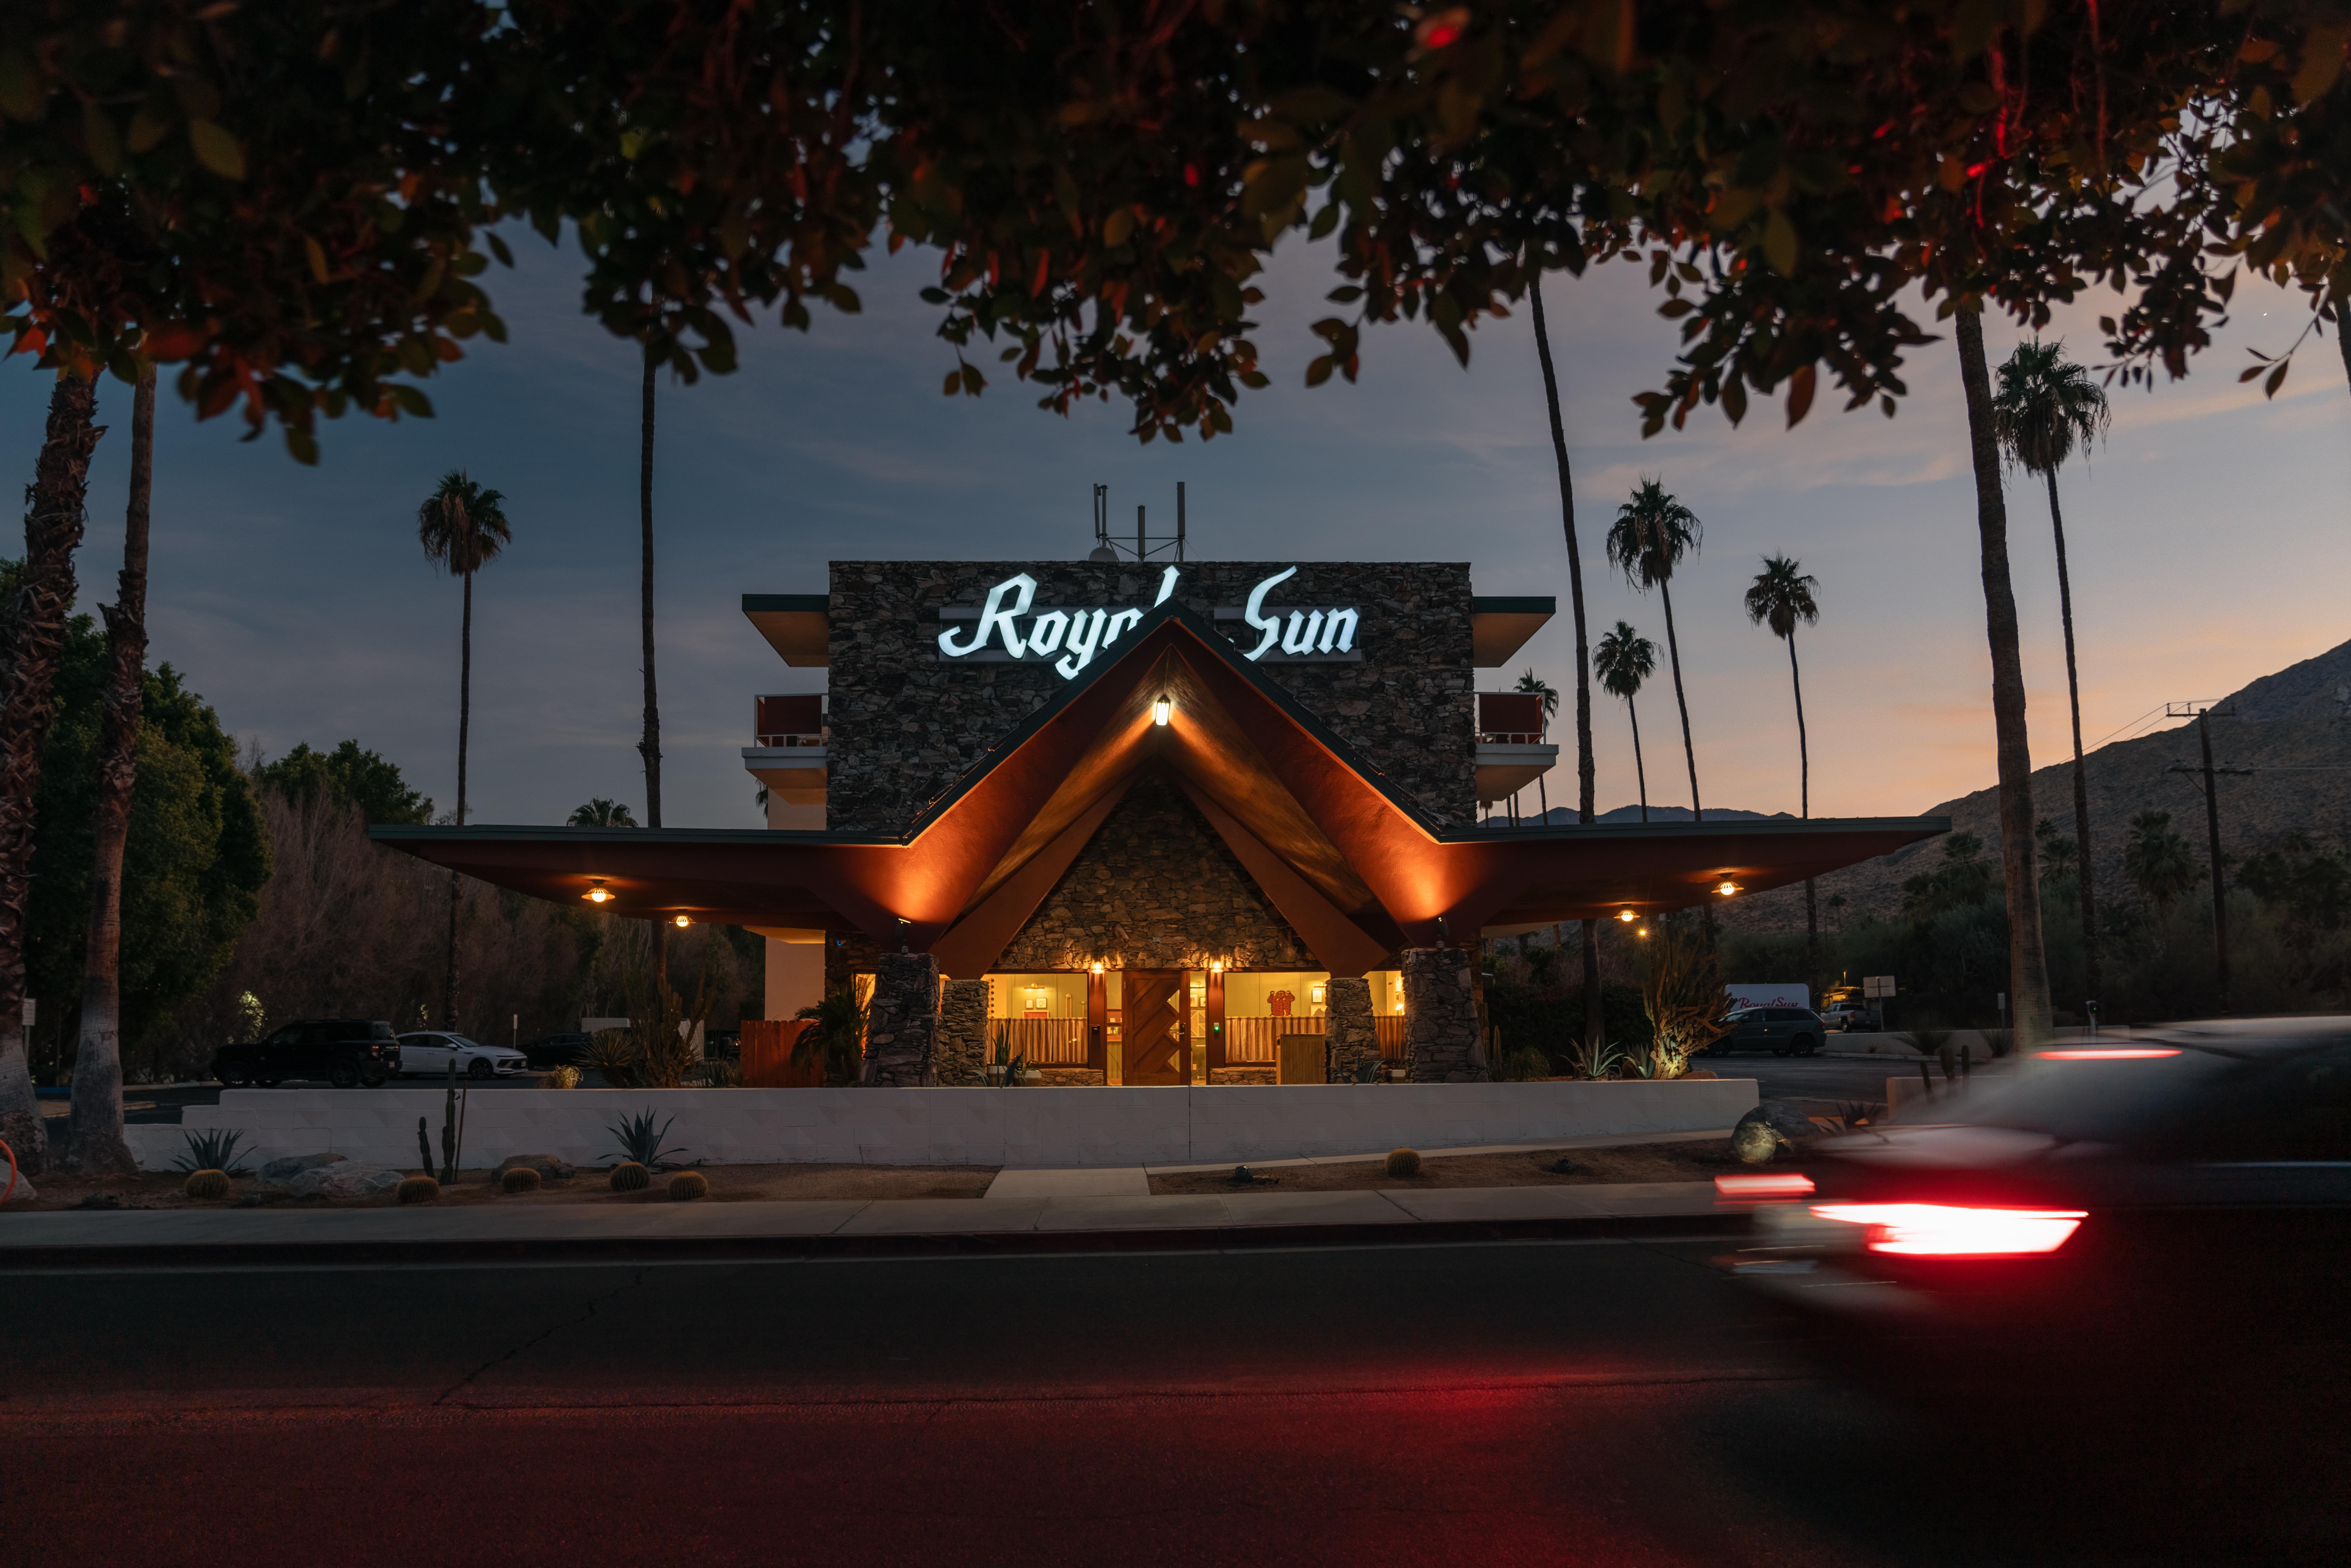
[1703,1006,1825,1057]
[521,1031,593,1070]
[214,1019,400,1088]
[1727,1018,2351,1433]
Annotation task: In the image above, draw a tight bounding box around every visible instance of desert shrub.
[542,1065,581,1089]
[1495,1044,1551,1082]
[1385,1148,1422,1177]
[667,1171,709,1201]
[501,1166,541,1194]
[792,988,867,1086]
[183,1168,231,1200]
[609,1161,650,1192]
[396,1175,439,1204]
[581,1030,641,1087]
[1641,916,1723,1075]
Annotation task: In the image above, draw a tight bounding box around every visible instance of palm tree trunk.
[1627,697,1649,822]
[1955,309,2054,1049]
[1528,276,1604,1054]
[2043,466,2102,1008]
[441,568,472,1028]
[638,358,667,981]
[2336,297,2351,397]
[67,366,155,1176]
[1656,578,1700,822]
[0,372,102,1175]
[1787,629,1820,992]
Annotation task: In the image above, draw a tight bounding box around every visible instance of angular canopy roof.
[373,604,1943,976]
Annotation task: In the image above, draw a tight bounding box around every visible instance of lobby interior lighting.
[584,879,611,904]
[1151,694,1172,726]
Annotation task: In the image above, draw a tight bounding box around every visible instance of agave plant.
[581,1029,642,1087]
[173,1128,251,1175]
[604,1108,687,1171]
[1566,1040,1628,1080]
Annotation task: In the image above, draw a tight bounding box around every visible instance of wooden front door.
[1122,970,1187,1085]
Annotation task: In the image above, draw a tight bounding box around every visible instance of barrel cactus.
[609,1161,650,1192]
[1385,1148,1423,1177]
[501,1165,542,1194]
[183,1168,231,1201]
[667,1171,709,1202]
[396,1175,440,1204]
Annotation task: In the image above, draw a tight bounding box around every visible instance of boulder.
[497,1153,576,1182]
[3,1174,37,1204]
[1732,1099,1820,1165]
[259,1152,346,1184]
[283,1162,405,1200]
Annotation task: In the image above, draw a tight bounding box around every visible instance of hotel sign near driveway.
[937,566,1364,680]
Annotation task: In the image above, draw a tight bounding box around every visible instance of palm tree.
[67,362,157,1176]
[1745,554,1822,987]
[1991,339,2111,1012]
[570,798,638,827]
[1953,308,2054,1049]
[2123,809,2203,913]
[1605,479,1705,823]
[1513,668,1559,818]
[0,370,103,1176]
[1593,622,1657,823]
[418,469,512,1027]
[1527,274,1605,1058]
[638,358,666,978]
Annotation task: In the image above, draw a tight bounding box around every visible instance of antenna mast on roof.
[1088,482,1187,563]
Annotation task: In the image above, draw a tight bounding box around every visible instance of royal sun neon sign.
[936,566,1361,679]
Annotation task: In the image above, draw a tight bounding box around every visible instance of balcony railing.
[754,693,827,748]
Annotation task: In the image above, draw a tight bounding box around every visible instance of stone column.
[1324,976,1381,1084]
[1402,946,1486,1082]
[862,952,941,1086]
[935,978,987,1086]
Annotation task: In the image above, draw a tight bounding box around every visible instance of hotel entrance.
[982,966,1407,1084]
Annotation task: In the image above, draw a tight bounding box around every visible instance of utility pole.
[2165,702,2249,1014]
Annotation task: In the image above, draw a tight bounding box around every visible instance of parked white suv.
[396,1032,531,1080]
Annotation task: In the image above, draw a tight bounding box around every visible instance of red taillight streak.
[1715,1173,1814,1199]
[1810,1203,2086,1257]
[2036,1047,2179,1059]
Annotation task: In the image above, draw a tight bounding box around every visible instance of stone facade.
[825,560,1477,835]
[936,978,987,1086]
[862,952,941,1086]
[1402,946,1487,1082]
[1210,1067,1277,1086]
[1323,976,1382,1083]
[994,771,1317,973]
[1030,1067,1107,1087]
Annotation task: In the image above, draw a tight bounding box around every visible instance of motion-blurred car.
[1703,1007,1826,1057]
[396,1031,530,1080]
[1727,1019,2351,1427]
[214,1019,400,1088]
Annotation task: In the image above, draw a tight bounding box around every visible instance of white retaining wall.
[126,1080,1757,1172]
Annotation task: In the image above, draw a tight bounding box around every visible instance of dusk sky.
[7,231,2345,831]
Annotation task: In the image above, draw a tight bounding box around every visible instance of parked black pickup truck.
[213,1019,401,1088]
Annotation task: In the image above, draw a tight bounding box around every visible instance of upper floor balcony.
[1474,692,1558,808]
[744,694,827,806]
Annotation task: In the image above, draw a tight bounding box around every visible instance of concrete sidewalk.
[0,1180,1735,1265]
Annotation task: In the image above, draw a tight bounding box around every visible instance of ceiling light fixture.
[1151,694,1172,726]
[584,879,612,904]
[673,914,692,928]
[1617,908,1637,923]
[1716,880,1741,897]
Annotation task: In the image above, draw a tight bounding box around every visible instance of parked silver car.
[396,1031,531,1080]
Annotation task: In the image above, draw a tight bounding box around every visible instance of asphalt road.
[4,1237,2324,1566]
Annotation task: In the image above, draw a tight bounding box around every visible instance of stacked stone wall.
[825,560,1476,835]
[1402,946,1487,1082]
[993,771,1316,973]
